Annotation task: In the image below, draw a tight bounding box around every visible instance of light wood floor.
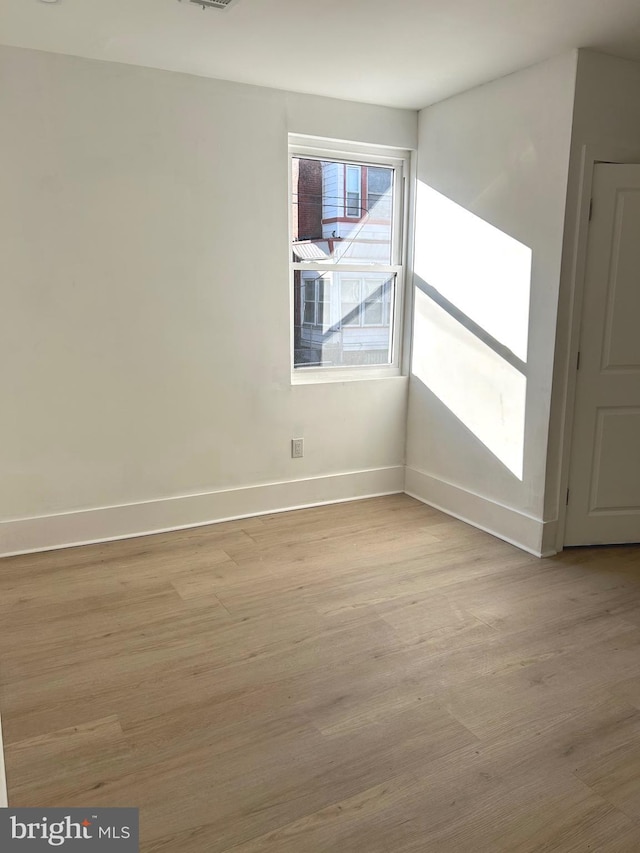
[2,495,640,851]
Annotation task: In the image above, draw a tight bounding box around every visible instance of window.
[345,165,362,217]
[302,275,331,328]
[290,138,408,375]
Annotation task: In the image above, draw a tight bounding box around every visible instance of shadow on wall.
[411,183,532,481]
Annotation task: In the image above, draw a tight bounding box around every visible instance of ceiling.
[2,0,640,109]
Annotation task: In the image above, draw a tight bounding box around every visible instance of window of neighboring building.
[340,277,393,328]
[290,137,409,376]
[345,165,362,217]
[302,275,331,327]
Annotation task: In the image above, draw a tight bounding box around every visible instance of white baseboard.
[404,466,554,558]
[540,518,560,557]
[0,467,404,559]
[0,466,559,561]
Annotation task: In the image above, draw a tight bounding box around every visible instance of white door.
[565,163,640,546]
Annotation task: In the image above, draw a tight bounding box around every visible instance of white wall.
[545,50,640,547]
[0,45,416,555]
[406,53,577,555]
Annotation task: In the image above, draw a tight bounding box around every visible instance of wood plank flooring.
[1,495,640,851]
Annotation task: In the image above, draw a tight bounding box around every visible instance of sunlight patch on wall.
[412,290,526,479]
[414,183,531,363]
[411,183,532,480]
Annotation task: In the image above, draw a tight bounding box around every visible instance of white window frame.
[289,135,410,383]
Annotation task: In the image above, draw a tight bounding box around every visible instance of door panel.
[565,164,640,545]
[590,408,640,510]
[602,188,640,369]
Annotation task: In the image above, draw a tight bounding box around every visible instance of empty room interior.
[2,0,640,849]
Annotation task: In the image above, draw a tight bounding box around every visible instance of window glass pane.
[291,157,393,265]
[362,279,382,299]
[302,277,316,325]
[300,275,332,329]
[363,277,388,326]
[317,278,331,327]
[342,305,360,326]
[363,302,383,325]
[346,166,361,217]
[341,277,361,327]
[291,158,323,253]
[294,272,395,367]
[346,192,360,217]
[383,298,392,325]
[367,167,393,220]
[341,279,360,303]
[346,166,361,193]
[319,280,331,304]
[367,167,392,196]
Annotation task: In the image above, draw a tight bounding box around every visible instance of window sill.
[291,366,404,385]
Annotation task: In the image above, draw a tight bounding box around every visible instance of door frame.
[553,144,640,554]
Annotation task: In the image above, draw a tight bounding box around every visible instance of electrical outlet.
[291,438,304,458]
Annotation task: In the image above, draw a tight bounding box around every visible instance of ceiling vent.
[180,0,239,9]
